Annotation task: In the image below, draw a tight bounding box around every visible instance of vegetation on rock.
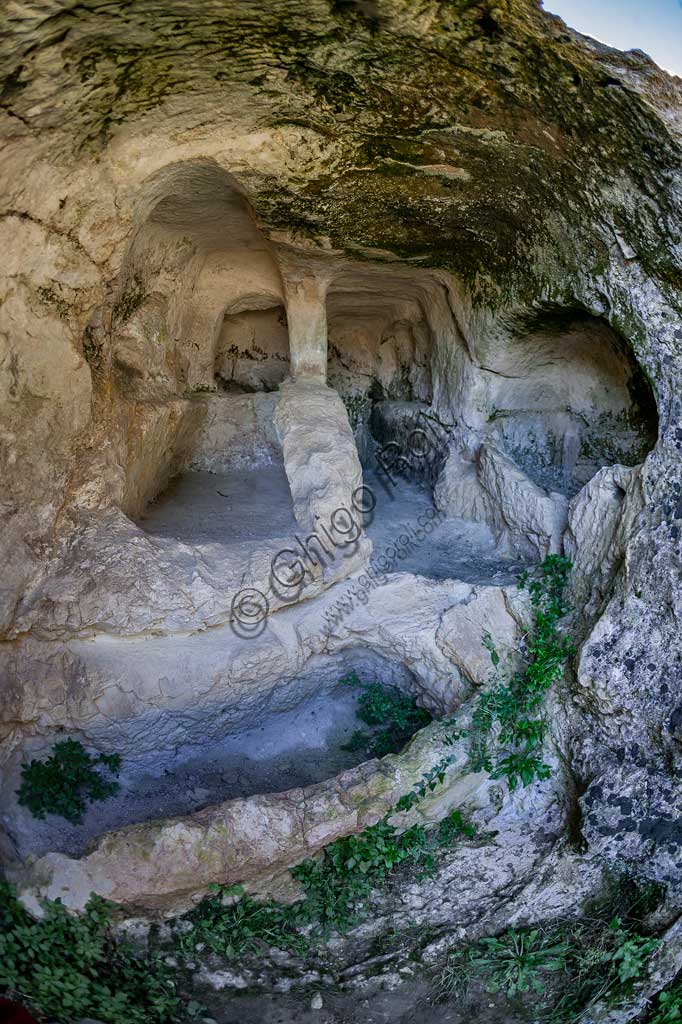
[467,555,573,790]
[0,883,200,1023]
[435,874,665,1020]
[341,672,433,758]
[17,739,122,825]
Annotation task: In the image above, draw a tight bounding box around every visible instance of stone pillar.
[282,269,330,380]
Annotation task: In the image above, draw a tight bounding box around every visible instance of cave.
[326,269,436,469]
[3,4,682,1023]
[481,306,659,496]
[3,651,423,862]
[108,164,299,556]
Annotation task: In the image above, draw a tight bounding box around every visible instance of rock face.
[1,0,682,1001]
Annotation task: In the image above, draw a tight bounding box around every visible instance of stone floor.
[8,679,384,860]
[139,464,299,546]
[138,464,528,586]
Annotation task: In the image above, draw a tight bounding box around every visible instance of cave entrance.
[484,307,659,496]
[325,271,435,469]
[114,162,297,553]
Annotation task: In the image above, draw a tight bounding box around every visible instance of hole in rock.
[214,303,289,394]
[486,307,658,496]
[112,163,297,544]
[6,652,428,860]
[326,271,434,475]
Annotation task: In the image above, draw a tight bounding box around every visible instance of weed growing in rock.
[341,672,432,758]
[17,739,122,824]
[435,874,664,1019]
[176,885,310,959]
[650,986,682,1024]
[471,929,570,998]
[0,883,200,1023]
[466,555,573,790]
[178,805,478,957]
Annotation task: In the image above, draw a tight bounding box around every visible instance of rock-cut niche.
[326,270,435,472]
[108,162,296,544]
[484,306,659,496]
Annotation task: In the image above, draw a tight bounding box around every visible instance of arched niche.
[482,306,659,494]
[99,160,295,535]
[325,269,436,466]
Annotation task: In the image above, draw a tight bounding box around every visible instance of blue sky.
[543,0,682,77]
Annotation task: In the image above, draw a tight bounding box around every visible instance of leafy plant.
[17,739,121,824]
[179,805,478,957]
[176,885,310,959]
[0,883,198,1023]
[472,928,569,997]
[437,809,477,844]
[464,555,573,790]
[341,673,432,758]
[650,987,682,1024]
[434,876,664,1019]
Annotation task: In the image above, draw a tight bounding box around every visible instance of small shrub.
[341,673,432,758]
[465,555,573,790]
[472,928,569,997]
[0,883,197,1024]
[17,739,121,824]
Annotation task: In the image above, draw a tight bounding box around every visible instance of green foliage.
[177,885,310,959]
[17,739,122,825]
[341,673,432,758]
[651,987,682,1024]
[437,809,477,844]
[547,917,661,1022]
[394,754,457,813]
[435,875,664,1018]
[179,804,478,957]
[434,946,477,1002]
[472,929,569,998]
[0,882,197,1024]
[466,555,573,789]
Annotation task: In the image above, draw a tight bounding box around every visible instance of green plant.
[17,739,122,824]
[437,809,477,844]
[472,929,569,997]
[177,885,310,959]
[435,946,476,1001]
[650,987,682,1024]
[547,919,661,1022]
[341,673,432,758]
[434,876,664,1020]
[544,875,664,1022]
[0,883,198,1023]
[465,555,573,789]
[180,803,478,958]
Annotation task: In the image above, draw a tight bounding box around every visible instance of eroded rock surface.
[1,0,682,1015]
